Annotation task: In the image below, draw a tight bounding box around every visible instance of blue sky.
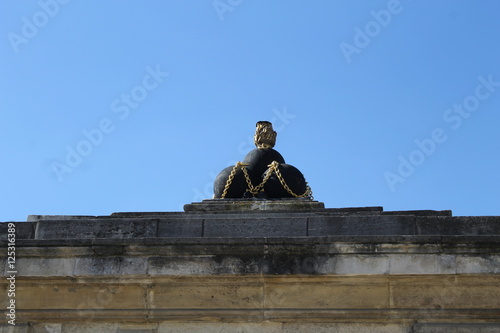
[1,0,499,221]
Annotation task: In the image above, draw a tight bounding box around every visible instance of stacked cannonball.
[213,122,309,199]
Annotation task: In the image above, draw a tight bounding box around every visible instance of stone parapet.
[1,203,500,332]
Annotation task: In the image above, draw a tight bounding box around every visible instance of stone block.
[383,210,451,216]
[308,215,416,236]
[15,279,147,310]
[109,212,184,218]
[413,323,500,333]
[75,257,148,275]
[320,255,390,274]
[61,323,118,333]
[151,276,263,309]
[0,222,36,240]
[157,322,282,333]
[157,218,202,237]
[14,257,76,276]
[389,254,456,274]
[27,215,97,221]
[390,275,500,309]
[148,256,260,275]
[0,325,29,333]
[28,323,62,333]
[35,219,158,239]
[184,198,325,212]
[322,206,383,214]
[0,282,7,305]
[203,217,307,237]
[456,255,500,274]
[116,323,158,333]
[263,276,389,309]
[0,258,5,275]
[282,323,410,333]
[262,252,328,275]
[416,216,500,235]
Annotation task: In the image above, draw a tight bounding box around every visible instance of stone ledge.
[3,215,500,241]
[413,323,500,333]
[5,236,500,276]
[8,253,500,276]
[4,321,500,333]
[4,235,500,248]
[26,205,452,221]
[183,198,326,212]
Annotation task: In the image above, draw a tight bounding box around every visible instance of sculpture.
[253,121,277,149]
[213,121,312,199]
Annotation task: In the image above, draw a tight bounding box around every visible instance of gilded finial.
[254,121,277,149]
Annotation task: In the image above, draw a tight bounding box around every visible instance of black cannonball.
[213,165,257,198]
[243,148,285,177]
[263,163,307,198]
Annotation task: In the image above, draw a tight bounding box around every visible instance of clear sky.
[1,0,500,221]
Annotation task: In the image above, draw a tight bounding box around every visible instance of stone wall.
[1,201,500,332]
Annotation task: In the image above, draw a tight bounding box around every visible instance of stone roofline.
[2,200,500,242]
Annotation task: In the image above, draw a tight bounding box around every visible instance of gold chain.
[220,162,245,199]
[246,166,273,195]
[220,160,313,200]
[268,161,313,199]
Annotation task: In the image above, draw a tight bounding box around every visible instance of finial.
[254,121,277,149]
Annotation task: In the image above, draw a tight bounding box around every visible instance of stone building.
[1,199,500,332]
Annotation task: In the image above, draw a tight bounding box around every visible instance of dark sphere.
[263,163,307,198]
[213,165,257,198]
[243,148,285,177]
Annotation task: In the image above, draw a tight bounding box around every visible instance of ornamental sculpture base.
[213,121,313,200]
[184,198,325,212]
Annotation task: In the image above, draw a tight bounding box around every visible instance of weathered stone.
[157,218,203,237]
[323,206,384,214]
[15,278,148,311]
[456,255,500,274]
[158,322,282,333]
[28,323,62,333]
[308,215,417,236]
[0,221,36,240]
[116,323,158,333]
[390,275,500,309]
[388,254,456,274]
[383,210,451,216]
[416,216,500,235]
[148,255,261,275]
[61,323,119,333]
[75,257,147,275]
[413,323,500,333]
[203,217,307,237]
[319,254,390,274]
[0,324,29,333]
[14,257,76,276]
[184,198,325,212]
[151,276,263,309]
[264,275,390,309]
[35,218,158,239]
[282,323,410,333]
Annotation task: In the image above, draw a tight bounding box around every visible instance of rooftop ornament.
[213,121,313,200]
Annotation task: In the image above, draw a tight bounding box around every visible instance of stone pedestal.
[1,203,500,332]
[184,198,325,212]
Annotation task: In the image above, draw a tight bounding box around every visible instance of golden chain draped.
[220,161,313,200]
